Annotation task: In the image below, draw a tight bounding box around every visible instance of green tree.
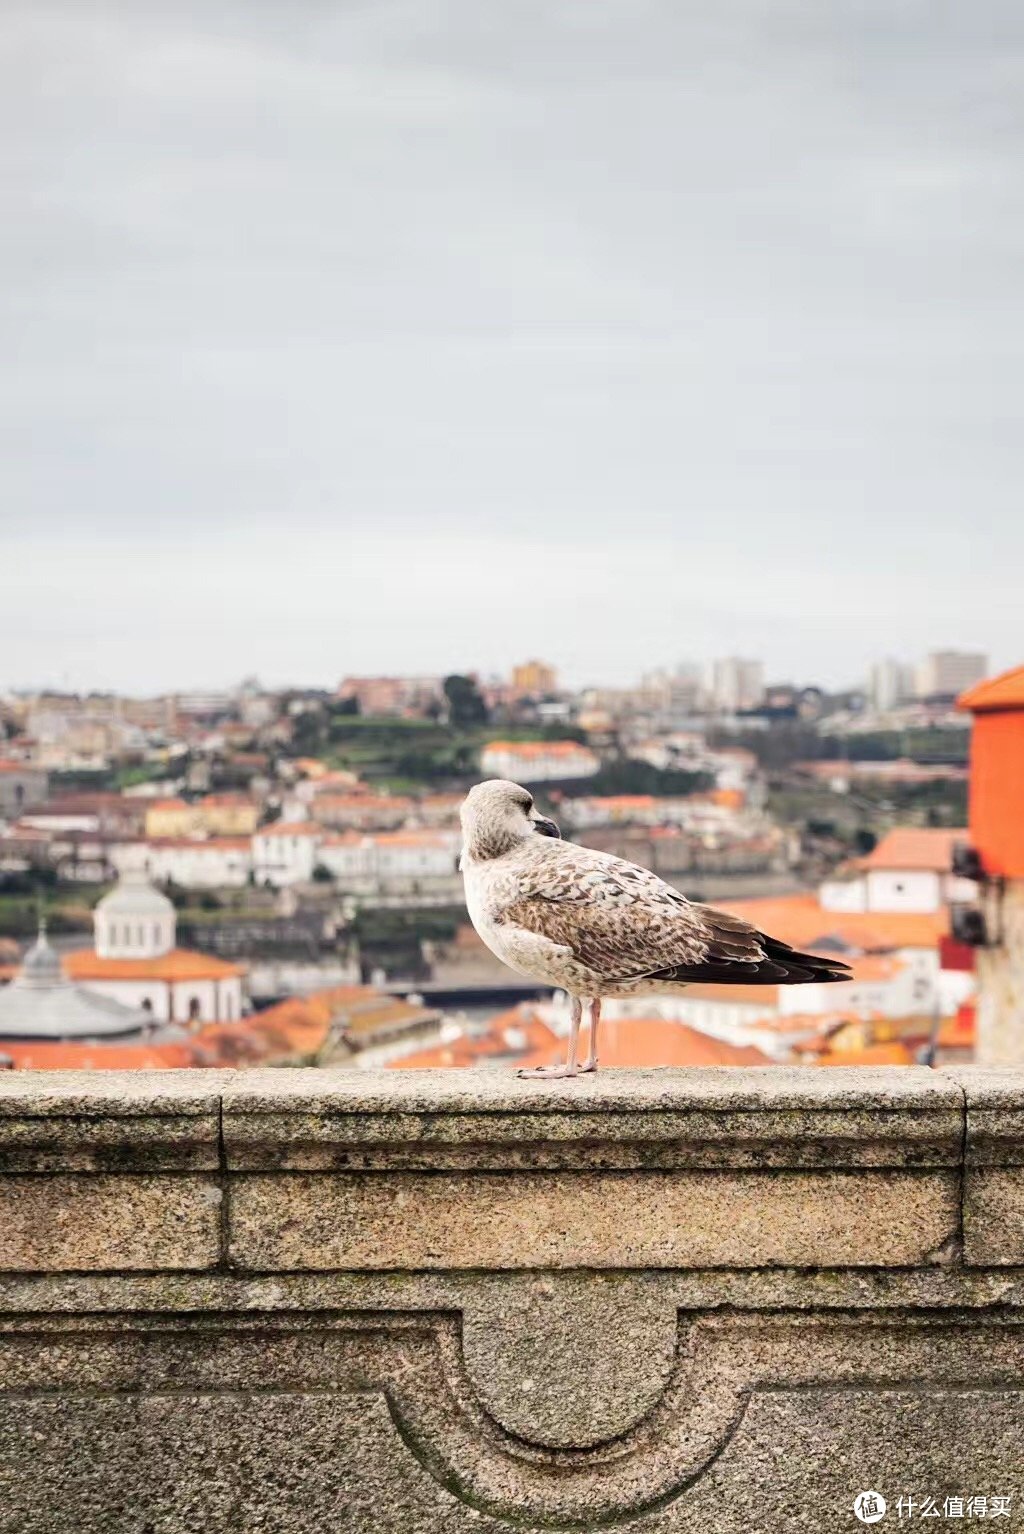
[443,674,489,727]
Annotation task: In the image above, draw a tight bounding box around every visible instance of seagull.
[459,778,852,1079]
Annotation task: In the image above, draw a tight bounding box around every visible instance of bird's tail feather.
[756,935,852,985]
[643,935,852,988]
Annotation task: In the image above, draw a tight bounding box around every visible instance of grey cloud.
[1,0,1022,689]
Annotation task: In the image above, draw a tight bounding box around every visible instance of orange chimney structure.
[959,665,1024,879]
[958,664,1024,1063]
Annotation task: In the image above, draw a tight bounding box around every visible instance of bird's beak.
[531,814,561,839]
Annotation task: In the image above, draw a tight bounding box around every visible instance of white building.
[915,650,988,699]
[93,873,177,957]
[0,761,48,818]
[318,830,460,895]
[707,658,764,713]
[479,741,600,783]
[819,828,976,916]
[119,837,253,889]
[252,822,323,886]
[868,658,915,713]
[0,924,151,1040]
[562,794,746,833]
[603,946,967,1052]
[64,870,245,1024]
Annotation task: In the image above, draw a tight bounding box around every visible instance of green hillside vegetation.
[321,716,587,787]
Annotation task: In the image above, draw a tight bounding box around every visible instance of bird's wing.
[504,843,850,986]
[503,844,766,984]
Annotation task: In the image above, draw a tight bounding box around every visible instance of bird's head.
[459,779,561,863]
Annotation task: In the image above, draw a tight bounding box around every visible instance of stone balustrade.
[1,1066,1023,1530]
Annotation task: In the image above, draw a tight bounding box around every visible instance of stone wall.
[977,880,1024,1065]
[0,1066,1023,1531]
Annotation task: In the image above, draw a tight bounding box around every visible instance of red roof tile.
[391,1007,771,1071]
[958,665,1024,713]
[860,827,965,873]
[65,948,244,982]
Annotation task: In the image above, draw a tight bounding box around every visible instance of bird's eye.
[521,797,534,813]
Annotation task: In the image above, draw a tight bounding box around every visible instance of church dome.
[94,869,176,959]
[95,870,175,919]
[19,924,64,987]
[0,922,150,1040]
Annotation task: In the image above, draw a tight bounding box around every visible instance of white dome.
[94,870,176,959]
[95,871,175,920]
[0,926,150,1040]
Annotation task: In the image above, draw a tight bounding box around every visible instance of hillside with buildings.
[0,650,1015,1074]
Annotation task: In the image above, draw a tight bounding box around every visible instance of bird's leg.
[517,996,582,1079]
[580,998,601,1072]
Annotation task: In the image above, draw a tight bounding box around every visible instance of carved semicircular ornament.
[375,1309,1024,1526]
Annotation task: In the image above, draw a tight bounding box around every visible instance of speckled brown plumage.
[459,780,851,1077]
[502,851,847,988]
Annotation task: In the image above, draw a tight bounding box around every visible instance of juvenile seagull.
[460,778,851,1079]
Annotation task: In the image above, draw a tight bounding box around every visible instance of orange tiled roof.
[65,947,244,982]
[0,1040,197,1070]
[313,793,412,810]
[391,1009,561,1069]
[860,827,965,873]
[373,830,454,848]
[667,981,781,1007]
[516,1015,773,1071]
[574,795,657,810]
[484,741,593,757]
[958,665,1024,713]
[324,829,454,849]
[187,985,436,1066]
[147,798,191,813]
[937,1004,975,1050]
[0,984,430,1072]
[392,1007,771,1071]
[186,997,337,1065]
[746,1010,860,1035]
[718,892,948,953]
[711,788,745,809]
[811,1043,915,1067]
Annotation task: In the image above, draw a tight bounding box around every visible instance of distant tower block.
[958,665,1024,1064]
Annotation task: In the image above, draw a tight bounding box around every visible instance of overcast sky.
[2,0,1023,695]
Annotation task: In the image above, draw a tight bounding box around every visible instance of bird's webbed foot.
[516,1064,581,1080]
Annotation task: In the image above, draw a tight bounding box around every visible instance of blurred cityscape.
[0,646,1008,1072]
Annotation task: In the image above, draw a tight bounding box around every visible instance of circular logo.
[854,1491,887,1524]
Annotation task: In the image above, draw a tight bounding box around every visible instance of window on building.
[188,997,201,1022]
